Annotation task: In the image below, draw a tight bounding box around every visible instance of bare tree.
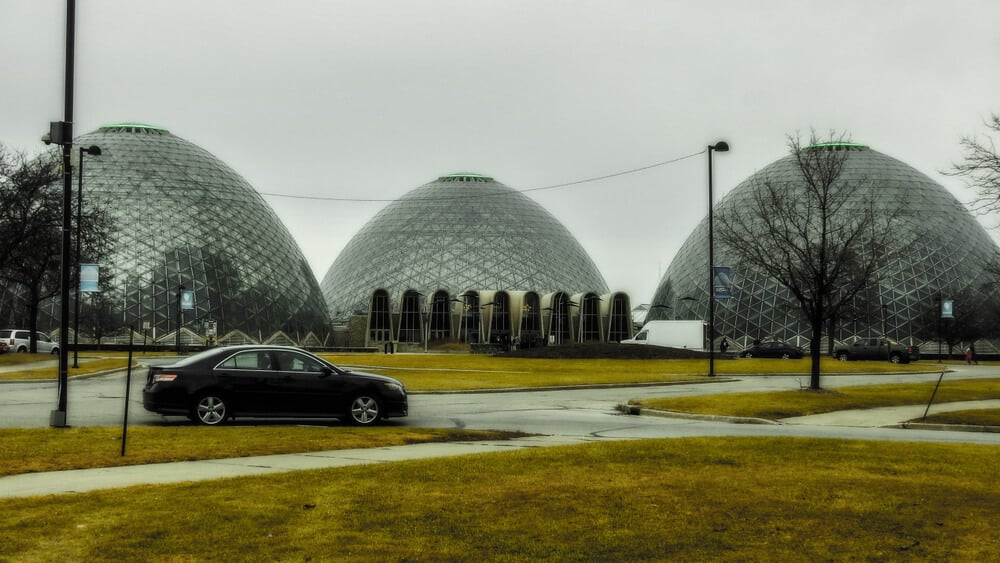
[715,133,900,389]
[0,145,61,270]
[947,114,1000,214]
[0,144,117,349]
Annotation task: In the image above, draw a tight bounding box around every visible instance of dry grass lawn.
[0,438,996,561]
[323,353,926,391]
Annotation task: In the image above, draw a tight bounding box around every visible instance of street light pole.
[73,145,101,368]
[51,0,77,428]
[707,141,730,378]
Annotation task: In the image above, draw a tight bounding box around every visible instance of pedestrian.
[720,337,729,354]
[965,347,973,365]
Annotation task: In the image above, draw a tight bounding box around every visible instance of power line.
[257,150,704,203]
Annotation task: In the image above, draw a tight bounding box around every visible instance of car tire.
[836,352,849,361]
[192,394,229,425]
[16,346,26,353]
[781,353,790,359]
[51,348,59,356]
[347,394,381,426]
[889,354,902,364]
[744,352,753,358]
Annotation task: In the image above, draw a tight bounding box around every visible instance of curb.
[892,422,1000,433]
[631,407,780,425]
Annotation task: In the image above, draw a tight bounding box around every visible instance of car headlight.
[383,382,405,395]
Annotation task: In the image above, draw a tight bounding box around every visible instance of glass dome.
[651,144,1000,347]
[49,124,330,342]
[321,173,609,316]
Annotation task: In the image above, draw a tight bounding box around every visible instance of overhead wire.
[257,149,704,203]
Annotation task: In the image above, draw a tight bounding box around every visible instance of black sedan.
[739,340,804,359]
[143,345,407,426]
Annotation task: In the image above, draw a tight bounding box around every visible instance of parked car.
[143,345,408,426]
[0,329,59,354]
[739,340,804,359]
[834,337,920,364]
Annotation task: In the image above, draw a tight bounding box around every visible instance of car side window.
[274,351,325,373]
[219,351,273,370]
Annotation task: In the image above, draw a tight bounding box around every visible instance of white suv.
[0,329,59,354]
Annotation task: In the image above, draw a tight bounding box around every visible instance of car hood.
[339,368,404,387]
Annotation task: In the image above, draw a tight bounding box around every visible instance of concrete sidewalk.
[779,399,1000,427]
[0,435,595,499]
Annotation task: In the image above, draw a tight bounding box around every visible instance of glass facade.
[320,173,609,318]
[42,124,330,343]
[650,145,1000,347]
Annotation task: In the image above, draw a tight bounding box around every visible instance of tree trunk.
[809,320,824,389]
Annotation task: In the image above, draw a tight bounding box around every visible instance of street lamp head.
[82,145,102,156]
[709,141,730,152]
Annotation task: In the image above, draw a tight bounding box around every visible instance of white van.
[621,320,705,350]
[0,329,60,354]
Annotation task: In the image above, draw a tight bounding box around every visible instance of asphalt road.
[1,360,998,446]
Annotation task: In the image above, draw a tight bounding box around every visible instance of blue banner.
[941,299,953,319]
[713,266,732,300]
[80,264,99,292]
[180,290,195,310]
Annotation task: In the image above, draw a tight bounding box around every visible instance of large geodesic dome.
[48,124,330,343]
[321,173,609,317]
[650,143,1000,347]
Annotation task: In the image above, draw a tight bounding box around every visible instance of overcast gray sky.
[3,0,999,303]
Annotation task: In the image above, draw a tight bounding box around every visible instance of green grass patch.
[636,378,1000,420]
[1,438,996,561]
[0,427,529,477]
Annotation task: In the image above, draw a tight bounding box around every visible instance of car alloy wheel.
[349,395,381,425]
[781,353,790,359]
[193,394,228,425]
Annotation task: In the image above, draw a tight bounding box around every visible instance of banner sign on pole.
[941,299,953,319]
[713,266,733,300]
[80,264,100,292]
[180,290,195,310]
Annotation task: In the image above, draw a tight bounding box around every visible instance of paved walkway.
[2,401,997,500]
[780,399,1000,427]
[0,435,592,499]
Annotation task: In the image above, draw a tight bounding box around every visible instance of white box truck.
[621,320,705,350]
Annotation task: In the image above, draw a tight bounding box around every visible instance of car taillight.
[152,373,178,383]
